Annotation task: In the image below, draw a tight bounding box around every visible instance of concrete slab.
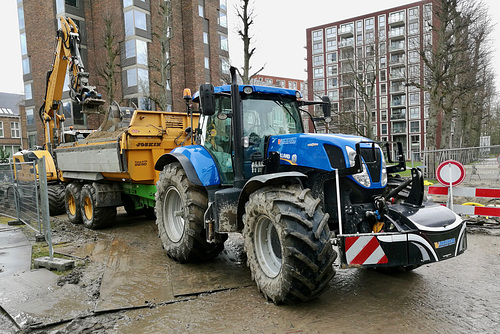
[0,269,94,328]
[0,224,31,276]
[33,256,75,271]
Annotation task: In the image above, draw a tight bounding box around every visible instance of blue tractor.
[154,68,467,304]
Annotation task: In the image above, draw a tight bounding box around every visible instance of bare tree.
[96,12,121,107]
[148,0,174,111]
[410,0,494,149]
[236,0,264,84]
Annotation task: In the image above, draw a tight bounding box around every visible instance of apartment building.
[306,0,433,157]
[0,93,28,157]
[17,0,230,147]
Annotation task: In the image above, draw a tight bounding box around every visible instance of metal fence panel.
[418,145,500,184]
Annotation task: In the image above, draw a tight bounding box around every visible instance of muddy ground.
[1,207,499,333]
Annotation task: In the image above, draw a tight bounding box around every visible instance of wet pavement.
[0,212,499,333]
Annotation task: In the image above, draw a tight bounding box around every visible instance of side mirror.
[321,95,331,119]
[199,84,215,116]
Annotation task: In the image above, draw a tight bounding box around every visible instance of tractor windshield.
[242,95,303,137]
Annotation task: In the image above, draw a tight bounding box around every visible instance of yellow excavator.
[13,17,104,214]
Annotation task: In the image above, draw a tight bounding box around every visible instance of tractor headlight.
[346,146,371,187]
[381,150,388,186]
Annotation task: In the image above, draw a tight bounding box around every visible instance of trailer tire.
[48,184,66,215]
[80,184,116,229]
[155,162,225,263]
[243,184,336,304]
[65,183,83,224]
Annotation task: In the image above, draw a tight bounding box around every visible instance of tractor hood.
[267,133,387,188]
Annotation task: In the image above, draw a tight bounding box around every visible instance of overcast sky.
[1,0,500,95]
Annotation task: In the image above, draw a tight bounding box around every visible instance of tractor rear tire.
[80,184,116,230]
[65,183,83,224]
[243,184,336,304]
[48,184,65,215]
[155,162,225,263]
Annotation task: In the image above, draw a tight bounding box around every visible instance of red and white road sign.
[345,236,388,265]
[436,160,466,186]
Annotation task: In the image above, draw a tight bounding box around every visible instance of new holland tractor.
[154,68,467,304]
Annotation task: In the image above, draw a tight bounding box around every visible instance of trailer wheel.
[122,194,141,217]
[80,184,116,229]
[243,184,336,304]
[48,184,65,215]
[65,183,83,224]
[155,162,225,262]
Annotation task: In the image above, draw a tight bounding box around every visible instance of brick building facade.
[18,0,229,147]
[0,93,28,158]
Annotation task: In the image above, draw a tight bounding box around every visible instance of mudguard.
[155,145,220,187]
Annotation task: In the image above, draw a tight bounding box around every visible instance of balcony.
[338,26,354,37]
[392,122,407,134]
[388,13,405,27]
[390,96,406,108]
[389,43,406,53]
[388,28,406,40]
[390,70,406,81]
[390,83,406,94]
[390,109,406,120]
[338,39,354,49]
[389,55,406,66]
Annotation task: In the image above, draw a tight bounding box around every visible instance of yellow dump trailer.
[54,110,198,229]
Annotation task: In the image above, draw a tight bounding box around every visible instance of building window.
[0,122,3,137]
[313,55,324,67]
[198,5,204,17]
[328,90,339,101]
[380,70,386,81]
[409,7,420,21]
[220,35,228,51]
[26,108,34,125]
[326,27,336,38]
[313,42,323,54]
[124,10,147,37]
[327,65,338,76]
[409,92,420,106]
[18,6,24,30]
[365,18,374,31]
[203,32,209,44]
[381,123,387,135]
[410,107,419,119]
[66,0,79,8]
[380,96,387,109]
[326,39,337,51]
[125,39,148,65]
[11,122,20,138]
[220,0,227,11]
[20,32,27,56]
[409,22,419,35]
[204,57,210,69]
[313,67,324,79]
[22,58,30,75]
[326,52,337,63]
[410,121,419,133]
[123,0,133,7]
[408,36,420,49]
[313,80,324,91]
[327,78,338,89]
[312,30,323,41]
[219,12,227,28]
[380,83,387,94]
[24,83,32,100]
[127,68,149,89]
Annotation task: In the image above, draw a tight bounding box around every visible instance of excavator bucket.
[81,96,105,114]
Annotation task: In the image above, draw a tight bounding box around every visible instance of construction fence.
[414,145,500,183]
[0,158,52,243]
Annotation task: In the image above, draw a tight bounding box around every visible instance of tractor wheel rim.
[163,186,184,242]
[84,196,93,220]
[68,194,76,215]
[254,216,282,278]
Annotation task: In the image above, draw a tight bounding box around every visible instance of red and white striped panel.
[428,186,500,198]
[345,236,388,265]
[451,205,500,217]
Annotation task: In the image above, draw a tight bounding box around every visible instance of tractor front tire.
[243,184,336,304]
[155,162,225,263]
[65,183,83,224]
[80,184,116,229]
[48,184,66,215]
